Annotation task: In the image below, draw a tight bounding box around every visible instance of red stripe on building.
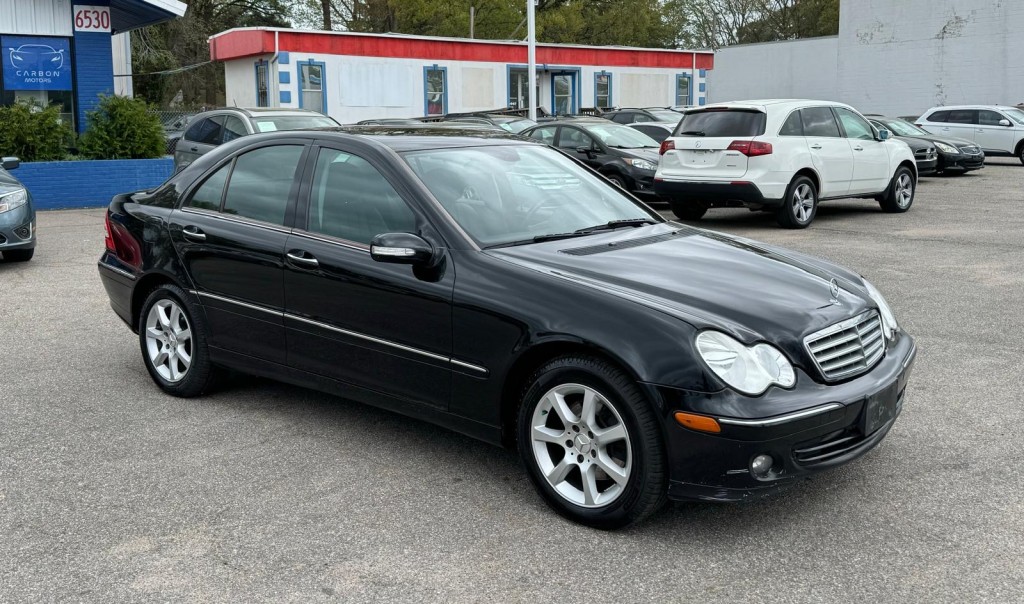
[210,29,714,70]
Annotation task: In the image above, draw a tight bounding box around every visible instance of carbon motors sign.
[1,36,73,91]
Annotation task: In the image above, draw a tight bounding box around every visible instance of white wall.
[707,37,839,104]
[225,53,710,122]
[0,0,72,36]
[709,0,1024,116]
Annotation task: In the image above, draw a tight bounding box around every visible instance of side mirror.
[877,129,891,141]
[999,119,1012,127]
[1,156,20,170]
[575,145,596,157]
[370,232,434,265]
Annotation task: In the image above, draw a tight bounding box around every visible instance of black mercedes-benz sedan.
[868,116,985,174]
[98,127,916,529]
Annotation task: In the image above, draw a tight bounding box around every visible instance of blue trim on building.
[675,73,693,106]
[699,97,707,106]
[278,70,290,84]
[278,51,290,65]
[17,158,173,210]
[594,71,612,109]
[699,82,706,93]
[549,69,580,115]
[280,90,292,104]
[422,64,448,116]
[297,59,327,113]
[699,69,706,78]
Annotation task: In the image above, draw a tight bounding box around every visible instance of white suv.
[654,99,918,228]
[916,105,1024,165]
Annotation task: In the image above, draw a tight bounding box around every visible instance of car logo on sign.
[829,278,841,304]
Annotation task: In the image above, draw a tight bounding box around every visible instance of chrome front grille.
[914,148,936,160]
[959,145,981,155]
[805,311,885,381]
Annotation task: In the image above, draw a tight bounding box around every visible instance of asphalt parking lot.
[2,159,1022,603]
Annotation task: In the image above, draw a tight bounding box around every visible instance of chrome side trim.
[451,359,490,375]
[97,261,137,281]
[192,289,490,374]
[289,229,370,253]
[195,290,284,317]
[289,314,451,363]
[717,403,844,427]
[178,207,293,235]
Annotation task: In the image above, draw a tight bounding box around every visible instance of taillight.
[104,213,116,252]
[727,140,773,157]
[659,139,675,155]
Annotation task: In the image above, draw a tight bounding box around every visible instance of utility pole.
[527,0,537,121]
[470,6,475,39]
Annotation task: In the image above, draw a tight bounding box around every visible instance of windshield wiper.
[574,218,658,233]
[486,232,592,248]
[680,130,706,136]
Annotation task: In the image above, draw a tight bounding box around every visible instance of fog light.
[750,454,773,477]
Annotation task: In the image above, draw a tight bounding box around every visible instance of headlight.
[0,187,28,213]
[696,331,796,396]
[623,158,657,171]
[934,141,959,154]
[863,280,899,339]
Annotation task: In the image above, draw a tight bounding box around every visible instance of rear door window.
[221,115,248,142]
[222,145,305,225]
[926,110,949,123]
[800,107,841,138]
[947,110,977,124]
[192,117,224,145]
[183,118,209,143]
[557,127,595,150]
[611,112,634,124]
[186,164,230,211]
[528,126,556,144]
[676,109,767,137]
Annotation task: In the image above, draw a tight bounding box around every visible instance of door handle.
[809,143,823,150]
[189,146,198,152]
[853,145,864,151]
[286,250,319,268]
[182,225,206,242]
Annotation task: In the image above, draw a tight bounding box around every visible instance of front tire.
[605,174,628,190]
[138,284,220,397]
[879,166,915,213]
[669,201,708,221]
[776,176,817,228]
[1017,142,1024,166]
[2,248,34,262]
[517,356,667,529]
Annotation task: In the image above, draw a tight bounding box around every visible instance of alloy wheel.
[895,173,914,208]
[144,299,193,383]
[792,183,815,223]
[530,383,632,508]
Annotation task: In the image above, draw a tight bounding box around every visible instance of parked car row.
[0,156,35,262]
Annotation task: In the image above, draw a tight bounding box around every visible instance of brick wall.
[16,159,174,210]
[73,0,114,133]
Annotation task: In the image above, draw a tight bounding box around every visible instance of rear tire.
[776,176,817,229]
[517,355,667,529]
[2,248,34,262]
[138,284,221,397]
[1017,142,1024,166]
[878,166,915,213]
[669,202,708,221]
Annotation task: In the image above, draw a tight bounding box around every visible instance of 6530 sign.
[74,5,112,33]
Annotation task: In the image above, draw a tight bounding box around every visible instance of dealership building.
[0,0,185,132]
[208,28,715,123]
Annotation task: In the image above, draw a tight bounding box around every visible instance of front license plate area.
[861,382,900,435]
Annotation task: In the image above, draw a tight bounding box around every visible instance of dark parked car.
[356,118,425,126]
[868,116,984,174]
[604,108,683,124]
[627,121,678,143]
[173,107,338,171]
[98,128,915,528]
[523,120,662,200]
[0,157,35,262]
[863,118,937,175]
[433,113,538,133]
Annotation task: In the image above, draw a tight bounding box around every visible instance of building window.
[299,61,326,113]
[508,68,540,111]
[552,73,575,115]
[255,62,269,107]
[424,66,447,116]
[676,74,691,107]
[595,72,612,109]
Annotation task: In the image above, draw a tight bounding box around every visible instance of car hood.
[486,223,873,358]
[894,136,933,152]
[913,132,975,147]
[0,168,23,189]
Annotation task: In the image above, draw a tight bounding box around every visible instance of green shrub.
[0,100,73,162]
[79,95,165,160]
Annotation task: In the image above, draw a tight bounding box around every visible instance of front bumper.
[647,332,916,502]
[0,203,36,251]
[915,157,938,175]
[941,152,985,171]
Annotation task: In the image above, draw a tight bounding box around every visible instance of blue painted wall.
[73,0,114,133]
[17,159,173,210]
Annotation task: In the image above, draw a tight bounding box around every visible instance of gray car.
[0,157,35,262]
[173,108,339,171]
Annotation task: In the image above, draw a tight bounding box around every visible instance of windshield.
[881,119,929,136]
[1004,108,1024,125]
[647,109,682,122]
[254,115,338,132]
[676,109,767,137]
[583,123,659,148]
[403,145,659,247]
[497,118,536,133]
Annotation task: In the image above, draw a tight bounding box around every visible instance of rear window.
[675,110,766,137]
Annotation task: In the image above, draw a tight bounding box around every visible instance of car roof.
[922,105,1019,112]
[325,126,539,151]
[693,99,855,113]
[628,121,676,129]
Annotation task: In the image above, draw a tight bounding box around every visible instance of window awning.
[110,0,186,33]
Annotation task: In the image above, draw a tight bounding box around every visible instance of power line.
[113,60,213,78]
